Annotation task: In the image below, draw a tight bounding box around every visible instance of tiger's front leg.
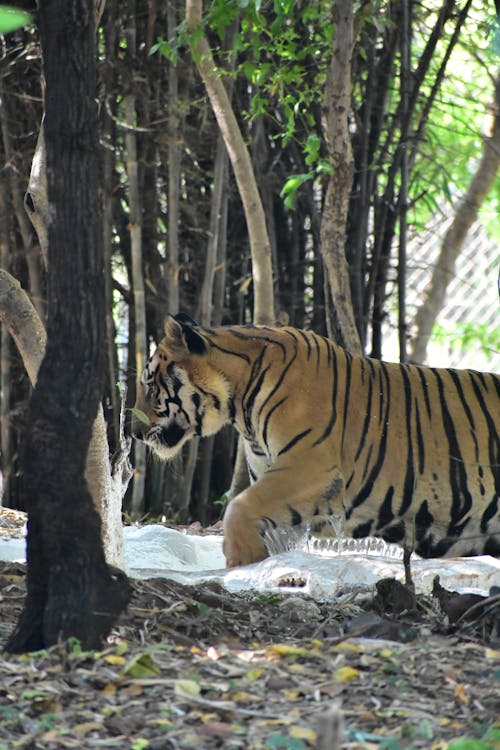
[223,462,344,567]
[223,491,269,567]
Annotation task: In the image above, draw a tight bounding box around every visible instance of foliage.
[447,727,500,749]
[0,6,31,33]
[431,321,500,359]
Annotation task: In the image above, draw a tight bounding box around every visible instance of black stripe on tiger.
[414,399,425,475]
[256,338,299,434]
[468,371,500,497]
[241,349,269,435]
[288,506,303,526]
[228,328,288,361]
[415,365,432,420]
[262,396,288,452]
[313,344,339,446]
[348,361,392,515]
[415,500,434,542]
[354,368,374,462]
[376,486,395,529]
[481,495,498,533]
[278,428,312,456]
[431,368,473,533]
[296,329,312,359]
[398,364,415,518]
[340,350,353,457]
[311,333,322,371]
[208,337,252,363]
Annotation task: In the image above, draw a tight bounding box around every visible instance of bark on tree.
[185,0,275,325]
[0,271,46,386]
[320,0,362,354]
[195,23,236,516]
[410,69,500,364]
[196,132,231,514]
[125,0,147,519]
[101,0,121,451]
[0,78,44,319]
[18,141,128,567]
[125,95,147,517]
[185,0,274,502]
[398,0,411,364]
[21,4,129,563]
[0,179,12,501]
[5,0,130,653]
[167,0,181,317]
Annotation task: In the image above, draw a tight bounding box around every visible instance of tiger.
[131,314,500,567]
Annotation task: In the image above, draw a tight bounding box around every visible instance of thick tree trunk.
[12,136,127,567]
[320,0,362,354]
[5,0,130,653]
[185,0,274,325]
[410,70,500,364]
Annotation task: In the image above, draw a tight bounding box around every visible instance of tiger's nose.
[132,427,145,441]
[130,417,146,442]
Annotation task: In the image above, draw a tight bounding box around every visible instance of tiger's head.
[131,315,232,459]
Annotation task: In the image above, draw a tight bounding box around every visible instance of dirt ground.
[0,510,499,750]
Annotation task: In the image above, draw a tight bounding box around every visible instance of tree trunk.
[185,0,275,325]
[0,78,44,320]
[410,69,500,364]
[5,0,130,653]
[195,23,237,515]
[102,1,121,452]
[185,0,274,506]
[124,2,148,519]
[167,0,181,316]
[20,2,129,559]
[0,271,46,385]
[10,141,128,566]
[320,0,362,354]
[0,178,11,503]
[398,0,411,363]
[196,133,231,513]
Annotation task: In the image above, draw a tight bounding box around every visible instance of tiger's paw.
[223,499,268,568]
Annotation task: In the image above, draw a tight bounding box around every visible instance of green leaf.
[280,172,314,209]
[265,733,308,750]
[0,5,31,33]
[130,407,151,426]
[122,652,161,679]
[67,636,83,655]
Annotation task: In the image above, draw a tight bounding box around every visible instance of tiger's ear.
[164,315,206,356]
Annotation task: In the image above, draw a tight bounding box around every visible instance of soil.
[0,509,499,750]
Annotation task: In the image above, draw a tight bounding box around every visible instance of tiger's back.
[132,316,500,566]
